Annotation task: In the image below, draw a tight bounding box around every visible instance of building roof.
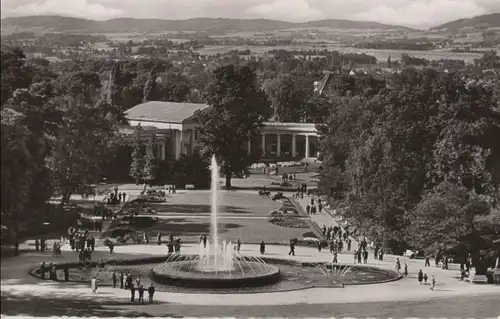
[125,101,210,124]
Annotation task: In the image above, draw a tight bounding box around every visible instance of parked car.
[403,249,424,259]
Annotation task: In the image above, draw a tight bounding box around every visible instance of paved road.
[1,291,499,318]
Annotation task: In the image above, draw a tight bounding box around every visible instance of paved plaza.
[1,243,500,317]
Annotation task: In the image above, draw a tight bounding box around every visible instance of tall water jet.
[210,155,219,251]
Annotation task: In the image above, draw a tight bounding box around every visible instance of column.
[175,130,182,159]
[189,130,194,155]
[305,134,310,158]
[292,134,296,158]
[161,141,166,160]
[261,133,266,155]
[277,133,281,157]
[247,140,251,155]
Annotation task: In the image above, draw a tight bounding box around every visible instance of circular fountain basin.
[152,258,281,288]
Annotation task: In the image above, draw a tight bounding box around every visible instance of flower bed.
[269,215,310,229]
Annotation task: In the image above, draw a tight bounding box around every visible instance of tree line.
[317,61,500,269]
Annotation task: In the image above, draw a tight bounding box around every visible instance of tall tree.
[407,181,494,274]
[129,126,145,184]
[143,135,158,186]
[195,64,271,188]
[51,95,115,204]
[263,74,313,122]
[1,108,33,242]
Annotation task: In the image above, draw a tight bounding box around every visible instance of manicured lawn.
[148,191,283,217]
[110,191,320,244]
[142,217,316,244]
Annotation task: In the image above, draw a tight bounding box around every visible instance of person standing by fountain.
[202,235,207,248]
[130,282,136,302]
[157,233,162,245]
[260,241,266,254]
[174,237,182,253]
[333,251,338,263]
[138,285,145,304]
[120,272,124,289]
[148,283,155,303]
[237,238,241,253]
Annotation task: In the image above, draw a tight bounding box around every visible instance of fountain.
[152,155,280,288]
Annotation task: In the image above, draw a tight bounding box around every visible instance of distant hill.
[301,19,416,31]
[0,15,414,33]
[431,13,500,31]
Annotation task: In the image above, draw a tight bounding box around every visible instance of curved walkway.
[2,243,498,308]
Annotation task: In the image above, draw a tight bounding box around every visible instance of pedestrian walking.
[425,256,431,267]
[395,258,401,273]
[288,239,295,256]
[90,276,98,293]
[418,269,423,285]
[430,275,436,290]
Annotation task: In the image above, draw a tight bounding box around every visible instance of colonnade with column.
[248,132,318,158]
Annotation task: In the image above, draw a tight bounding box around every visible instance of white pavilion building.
[122,101,319,161]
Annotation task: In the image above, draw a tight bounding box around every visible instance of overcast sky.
[1,0,499,28]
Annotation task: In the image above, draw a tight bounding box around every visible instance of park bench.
[185,184,195,190]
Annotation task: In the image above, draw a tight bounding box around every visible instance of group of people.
[34,238,47,252]
[106,192,127,206]
[107,272,156,303]
[307,194,325,214]
[417,269,436,290]
[39,262,59,280]
[67,226,97,264]
[162,233,183,253]
[281,173,297,182]
[34,237,65,256]
[296,183,309,198]
[106,186,127,206]
[68,227,95,251]
[52,241,62,256]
